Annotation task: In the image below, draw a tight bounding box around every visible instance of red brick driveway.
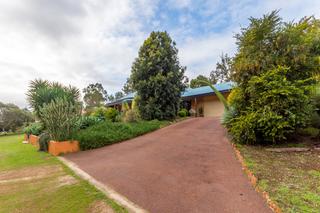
[66,118,271,213]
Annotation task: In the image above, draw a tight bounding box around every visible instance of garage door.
[202,96,225,117]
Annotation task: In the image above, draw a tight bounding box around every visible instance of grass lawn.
[237,142,320,213]
[0,134,127,213]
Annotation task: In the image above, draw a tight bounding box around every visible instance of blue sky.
[0,0,319,107]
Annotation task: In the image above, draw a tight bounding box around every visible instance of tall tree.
[0,102,34,131]
[83,83,107,109]
[210,53,233,83]
[122,78,134,95]
[108,94,115,102]
[224,11,320,144]
[233,10,319,85]
[190,75,212,88]
[131,31,187,120]
[115,91,124,100]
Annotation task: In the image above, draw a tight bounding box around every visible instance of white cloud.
[0,0,318,107]
[0,0,153,107]
[178,31,236,79]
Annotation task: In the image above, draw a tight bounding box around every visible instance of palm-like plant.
[196,79,230,111]
[26,79,80,119]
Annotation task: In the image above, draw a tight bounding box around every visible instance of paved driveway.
[66,118,271,213]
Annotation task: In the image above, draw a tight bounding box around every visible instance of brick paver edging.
[57,156,148,213]
[231,143,282,213]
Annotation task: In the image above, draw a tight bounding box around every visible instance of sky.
[0,0,319,107]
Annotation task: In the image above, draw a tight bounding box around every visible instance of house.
[107,82,233,117]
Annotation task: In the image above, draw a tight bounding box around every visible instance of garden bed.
[236,140,320,212]
[48,140,80,156]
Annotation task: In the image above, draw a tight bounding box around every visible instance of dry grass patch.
[237,141,320,213]
[88,200,115,213]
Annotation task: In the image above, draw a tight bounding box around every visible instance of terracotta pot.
[29,134,40,147]
[48,140,79,156]
[24,134,29,141]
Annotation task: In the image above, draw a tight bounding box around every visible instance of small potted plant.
[23,122,43,146]
[40,98,81,156]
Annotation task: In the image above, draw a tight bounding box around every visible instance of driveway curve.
[66,118,271,213]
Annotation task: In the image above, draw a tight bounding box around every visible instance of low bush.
[76,120,168,150]
[225,67,313,144]
[38,132,51,152]
[178,108,188,117]
[297,127,320,138]
[78,116,101,129]
[90,107,107,121]
[114,113,122,122]
[221,106,237,126]
[91,107,119,122]
[23,122,43,136]
[105,107,118,122]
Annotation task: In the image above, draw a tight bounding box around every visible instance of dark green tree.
[190,75,212,88]
[83,83,107,109]
[233,10,319,85]
[130,31,187,120]
[0,102,34,131]
[210,53,233,83]
[108,94,115,102]
[225,11,320,144]
[115,91,124,100]
[122,78,134,95]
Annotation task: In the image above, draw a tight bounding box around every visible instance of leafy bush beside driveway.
[76,120,169,150]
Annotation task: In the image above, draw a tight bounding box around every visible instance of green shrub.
[226,67,313,144]
[23,122,43,136]
[297,127,320,138]
[114,113,122,122]
[38,132,50,152]
[310,112,320,128]
[105,108,118,122]
[178,108,188,117]
[221,106,237,126]
[78,116,100,129]
[90,107,108,121]
[40,98,81,141]
[91,107,119,122]
[227,112,258,144]
[76,120,168,150]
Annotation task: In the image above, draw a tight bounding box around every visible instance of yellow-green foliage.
[122,102,130,113]
[91,107,118,122]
